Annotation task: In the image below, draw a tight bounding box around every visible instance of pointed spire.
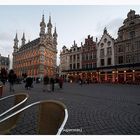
[53,26,58,37]
[74,40,76,46]
[47,14,52,36]
[104,27,107,34]
[21,32,26,46]
[22,32,25,40]
[96,37,98,43]
[14,33,18,42]
[53,26,58,46]
[13,33,19,52]
[47,15,52,28]
[42,14,45,22]
[40,14,46,27]
[40,14,46,38]
[49,15,51,23]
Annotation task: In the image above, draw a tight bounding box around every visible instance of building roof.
[19,38,40,51]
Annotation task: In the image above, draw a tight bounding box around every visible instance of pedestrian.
[0,68,8,85]
[79,78,83,86]
[25,76,33,90]
[59,76,64,89]
[8,69,17,92]
[43,75,49,92]
[50,77,55,92]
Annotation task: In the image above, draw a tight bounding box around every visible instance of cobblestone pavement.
[1,82,140,135]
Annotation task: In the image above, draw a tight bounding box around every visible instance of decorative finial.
[104,27,107,34]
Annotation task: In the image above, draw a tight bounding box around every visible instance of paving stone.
[1,82,140,135]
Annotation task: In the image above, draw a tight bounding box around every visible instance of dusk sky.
[0,5,140,66]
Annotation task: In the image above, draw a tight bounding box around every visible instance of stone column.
[105,72,107,81]
[72,55,73,69]
[132,70,135,82]
[124,71,126,82]
[112,71,115,83]
[98,72,101,83]
[116,71,118,82]
[76,54,77,69]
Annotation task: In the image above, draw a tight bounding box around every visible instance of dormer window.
[101,43,104,47]
[104,38,107,43]
[107,41,111,46]
[129,31,135,38]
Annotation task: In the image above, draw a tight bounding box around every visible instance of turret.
[53,26,58,45]
[21,32,26,46]
[13,33,19,52]
[47,15,52,36]
[39,14,46,40]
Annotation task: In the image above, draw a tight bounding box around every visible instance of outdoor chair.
[0,100,68,135]
[0,93,29,134]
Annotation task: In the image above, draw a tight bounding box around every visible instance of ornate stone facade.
[60,41,82,79]
[13,15,57,78]
[115,9,140,65]
[60,45,70,74]
[69,41,82,70]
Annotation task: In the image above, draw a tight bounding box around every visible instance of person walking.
[8,69,17,92]
[25,76,33,90]
[59,76,64,89]
[43,75,49,92]
[50,77,55,92]
[0,68,8,85]
[79,78,83,86]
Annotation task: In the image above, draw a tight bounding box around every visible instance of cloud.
[95,18,124,40]
[107,18,123,30]
[106,18,124,38]
[0,32,13,59]
[0,41,12,56]
[0,32,13,41]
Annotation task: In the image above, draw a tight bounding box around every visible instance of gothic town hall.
[12,14,58,78]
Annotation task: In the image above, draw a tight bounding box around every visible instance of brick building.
[12,15,57,79]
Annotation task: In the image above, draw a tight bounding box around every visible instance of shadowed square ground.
[1,82,140,135]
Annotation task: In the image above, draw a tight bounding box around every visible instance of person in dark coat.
[43,75,50,92]
[1,68,8,85]
[50,77,55,92]
[79,78,83,86]
[25,77,33,90]
[59,76,64,89]
[8,69,17,92]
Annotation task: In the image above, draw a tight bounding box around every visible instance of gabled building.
[96,28,115,82]
[97,28,115,68]
[82,35,96,70]
[60,41,82,81]
[69,41,82,71]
